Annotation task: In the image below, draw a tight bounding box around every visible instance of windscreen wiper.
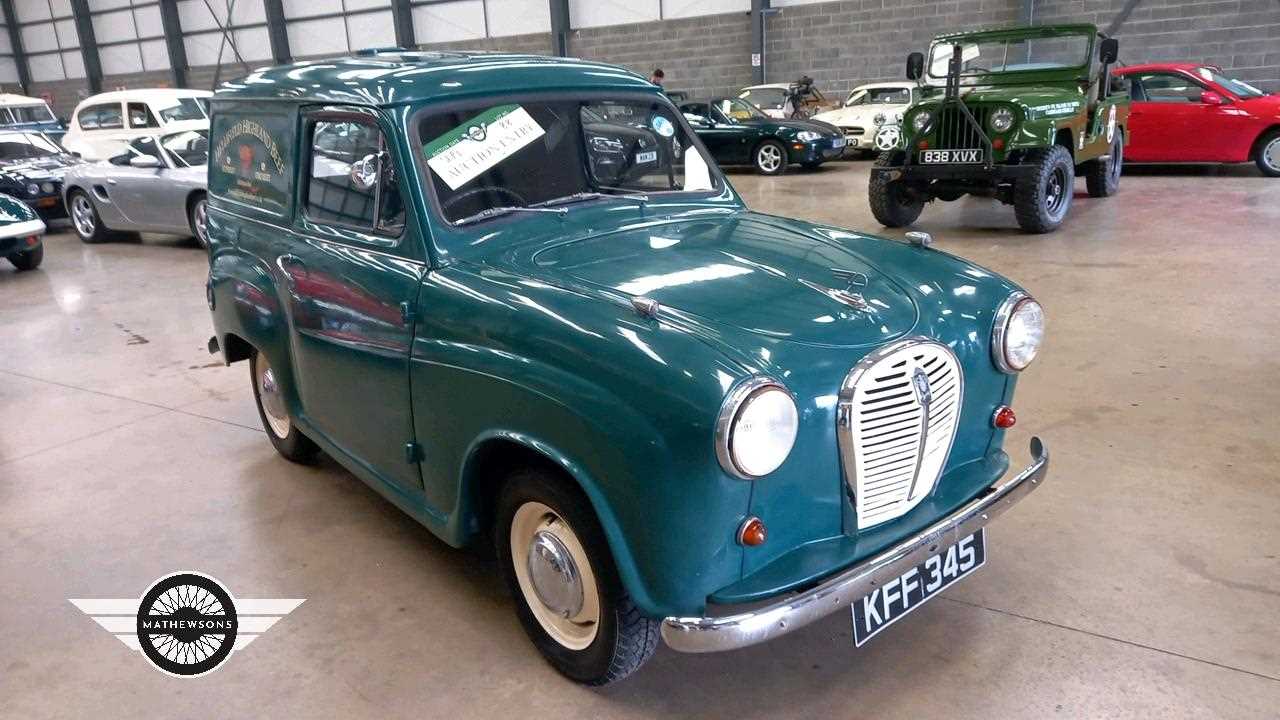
[453,205,568,226]
[531,191,650,208]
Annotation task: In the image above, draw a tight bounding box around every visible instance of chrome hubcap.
[255,355,290,438]
[527,531,584,618]
[758,145,782,172]
[510,502,600,650]
[72,195,95,237]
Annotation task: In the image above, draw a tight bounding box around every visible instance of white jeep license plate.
[920,149,982,164]
[851,529,985,646]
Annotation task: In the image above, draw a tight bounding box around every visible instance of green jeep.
[869,24,1127,233]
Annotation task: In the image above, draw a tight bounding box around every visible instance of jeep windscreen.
[928,33,1091,79]
[1193,67,1267,98]
[738,87,787,112]
[418,96,720,226]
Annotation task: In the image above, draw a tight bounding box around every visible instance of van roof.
[213,51,657,107]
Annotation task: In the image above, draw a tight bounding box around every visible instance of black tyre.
[250,350,319,463]
[497,468,659,685]
[1255,130,1280,177]
[868,152,924,227]
[7,244,42,271]
[1014,145,1075,234]
[188,193,209,249]
[754,140,788,175]
[1085,134,1123,197]
[68,190,112,243]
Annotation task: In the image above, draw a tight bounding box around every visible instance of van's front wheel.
[497,469,659,685]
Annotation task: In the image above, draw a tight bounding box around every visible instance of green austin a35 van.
[205,50,1049,684]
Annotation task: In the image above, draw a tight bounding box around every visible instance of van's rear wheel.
[250,350,318,463]
[497,469,659,685]
[1014,145,1074,233]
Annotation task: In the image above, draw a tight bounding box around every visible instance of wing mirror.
[129,155,161,168]
[906,52,925,81]
[349,153,380,191]
[1199,90,1227,106]
[1098,38,1119,65]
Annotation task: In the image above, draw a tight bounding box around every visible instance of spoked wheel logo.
[136,573,238,677]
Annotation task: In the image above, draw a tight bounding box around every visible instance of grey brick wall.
[567,11,754,100]
[1034,0,1280,91]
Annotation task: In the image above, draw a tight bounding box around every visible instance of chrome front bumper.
[661,437,1049,653]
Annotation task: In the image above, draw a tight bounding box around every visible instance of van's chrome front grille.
[837,339,963,529]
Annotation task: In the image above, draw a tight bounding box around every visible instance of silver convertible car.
[61,129,208,247]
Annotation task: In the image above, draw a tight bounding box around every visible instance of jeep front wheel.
[497,469,659,685]
[1014,145,1074,233]
[868,152,924,227]
[1085,135,1123,197]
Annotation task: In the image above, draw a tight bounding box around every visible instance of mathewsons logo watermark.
[70,572,304,677]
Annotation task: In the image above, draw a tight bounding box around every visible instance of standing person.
[649,68,664,87]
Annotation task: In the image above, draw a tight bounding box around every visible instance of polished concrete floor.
[3,161,1278,718]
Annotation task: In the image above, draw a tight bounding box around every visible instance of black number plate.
[851,529,985,647]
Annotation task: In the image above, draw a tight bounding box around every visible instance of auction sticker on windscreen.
[425,104,546,190]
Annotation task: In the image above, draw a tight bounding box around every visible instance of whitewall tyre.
[250,350,319,463]
[496,469,659,685]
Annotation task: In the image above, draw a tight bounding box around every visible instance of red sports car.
[1113,63,1279,176]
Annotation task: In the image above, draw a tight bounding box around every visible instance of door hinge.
[405,441,424,464]
[400,301,415,325]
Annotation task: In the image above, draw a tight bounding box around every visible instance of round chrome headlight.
[992,292,1045,373]
[716,379,798,479]
[25,182,39,196]
[873,112,887,126]
[989,107,1015,133]
[911,110,933,133]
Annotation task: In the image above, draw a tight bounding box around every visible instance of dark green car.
[679,97,845,174]
[0,191,44,271]
[206,51,1049,685]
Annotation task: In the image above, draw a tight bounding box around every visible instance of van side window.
[306,119,404,235]
[78,104,123,130]
[128,103,158,128]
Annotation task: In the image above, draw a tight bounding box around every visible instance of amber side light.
[993,405,1017,429]
[738,517,767,546]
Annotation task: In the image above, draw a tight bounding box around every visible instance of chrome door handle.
[106,179,117,185]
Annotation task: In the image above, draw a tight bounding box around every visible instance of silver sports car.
[61,128,208,247]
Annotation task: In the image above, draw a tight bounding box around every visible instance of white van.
[61,89,211,160]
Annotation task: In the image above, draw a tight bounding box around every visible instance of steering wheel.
[441,185,528,212]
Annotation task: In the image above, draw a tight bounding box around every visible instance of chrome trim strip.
[0,218,46,240]
[991,290,1029,374]
[661,437,1049,653]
